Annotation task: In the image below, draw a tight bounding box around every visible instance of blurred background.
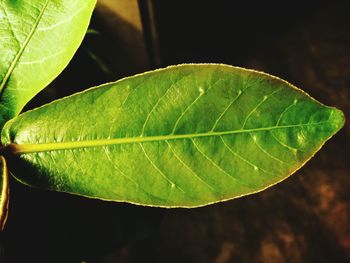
[1,1,350,262]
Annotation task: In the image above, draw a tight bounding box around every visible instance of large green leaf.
[1,64,345,207]
[0,0,96,128]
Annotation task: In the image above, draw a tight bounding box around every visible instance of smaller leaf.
[0,0,96,128]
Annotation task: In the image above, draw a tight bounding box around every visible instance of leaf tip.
[331,107,345,132]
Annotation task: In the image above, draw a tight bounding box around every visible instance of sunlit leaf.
[0,0,96,128]
[2,64,345,207]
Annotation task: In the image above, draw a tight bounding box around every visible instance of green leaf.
[0,156,9,230]
[1,64,345,207]
[0,0,96,128]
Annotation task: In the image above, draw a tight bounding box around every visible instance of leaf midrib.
[9,121,331,154]
[0,0,50,94]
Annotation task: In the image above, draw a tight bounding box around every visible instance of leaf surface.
[0,0,96,128]
[1,64,345,207]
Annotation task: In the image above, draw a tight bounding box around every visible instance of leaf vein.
[210,86,245,132]
[171,78,224,134]
[191,138,248,186]
[19,50,64,65]
[103,146,139,187]
[11,121,333,154]
[248,133,291,165]
[139,143,185,193]
[0,0,50,95]
[0,4,21,46]
[276,99,297,126]
[140,74,190,136]
[241,87,283,129]
[37,4,87,32]
[269,131,301,152]
[220,136,274,177]
[166,140,215,191]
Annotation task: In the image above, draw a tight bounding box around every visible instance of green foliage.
[0,0,96,128]
[0,1,345,228]
[2,65,344,207]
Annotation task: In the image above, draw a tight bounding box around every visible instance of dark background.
[1,1,350,262]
